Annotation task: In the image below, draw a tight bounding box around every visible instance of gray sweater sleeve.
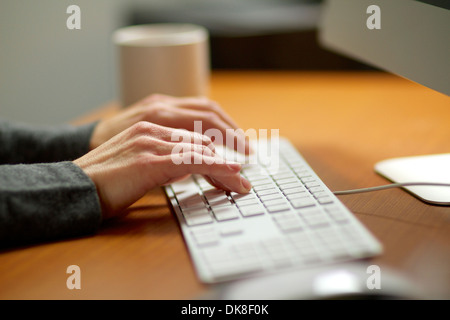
[0,120,102,247]
[0,162,102,247]
[0,120,97,164]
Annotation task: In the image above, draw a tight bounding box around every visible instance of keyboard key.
[272,213,304,232]
[279,182,304,191]
[287,234,322,263]
[243,167,264,175]
[200,185,219,192]
[261,197,287,206]
[267,164,290,173]
[283,186,307,195]
[194,176,213,189]
[275,177,299,185]
[250,177,273,186]
[317,195,334,204]
[209,199,233,209]
[179,196,205,209]
[271,172,296,181]
[212,206,240,222]
[324,204,349,222]
[242,167,266,176]
[204,245,262,279]
[290,163,307,171]
[259,193,284,202]
[230,191,252,199]
[231,192,258,202]
[220,223,243,237]
[190,227,219,247]
[284,156,303,165]
[301,176,317,183]
[171,177,197,194]
[308,186,325,193]
[261,238,292,267]
[290,196,316,209]
[256,188,279,196]
[314,229,350,259]
[304,181,321,188]
[297,207,329,227]
[239,204,265,217]
[286,193,310,202]
[235,198,260,207]
[295,170,312,178]
[311,191,329,199]
[183,208,214,226]
[266,202,291,213]
[253,183,277,192]
[232,242,260,263]
[203,189,228,203]
[202,247,231,264]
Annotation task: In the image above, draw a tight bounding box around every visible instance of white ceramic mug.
[113,23,210,107]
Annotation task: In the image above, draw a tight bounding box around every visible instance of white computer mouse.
[205,262,424,300]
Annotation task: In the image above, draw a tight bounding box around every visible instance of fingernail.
[227,162,241,172]
[240,176,252,192]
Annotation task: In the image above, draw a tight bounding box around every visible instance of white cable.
[333,182,450,196]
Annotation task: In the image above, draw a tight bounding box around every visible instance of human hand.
[90,94,251,154]
[75,121,252,219]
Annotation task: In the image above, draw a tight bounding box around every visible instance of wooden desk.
[1,71,449,299]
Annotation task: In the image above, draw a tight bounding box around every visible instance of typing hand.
[89,94,251,155]
[75,122,251,219]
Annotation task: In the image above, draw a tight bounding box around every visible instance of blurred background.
[0,0,373,125]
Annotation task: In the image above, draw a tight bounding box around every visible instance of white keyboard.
[165,138,382,283]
